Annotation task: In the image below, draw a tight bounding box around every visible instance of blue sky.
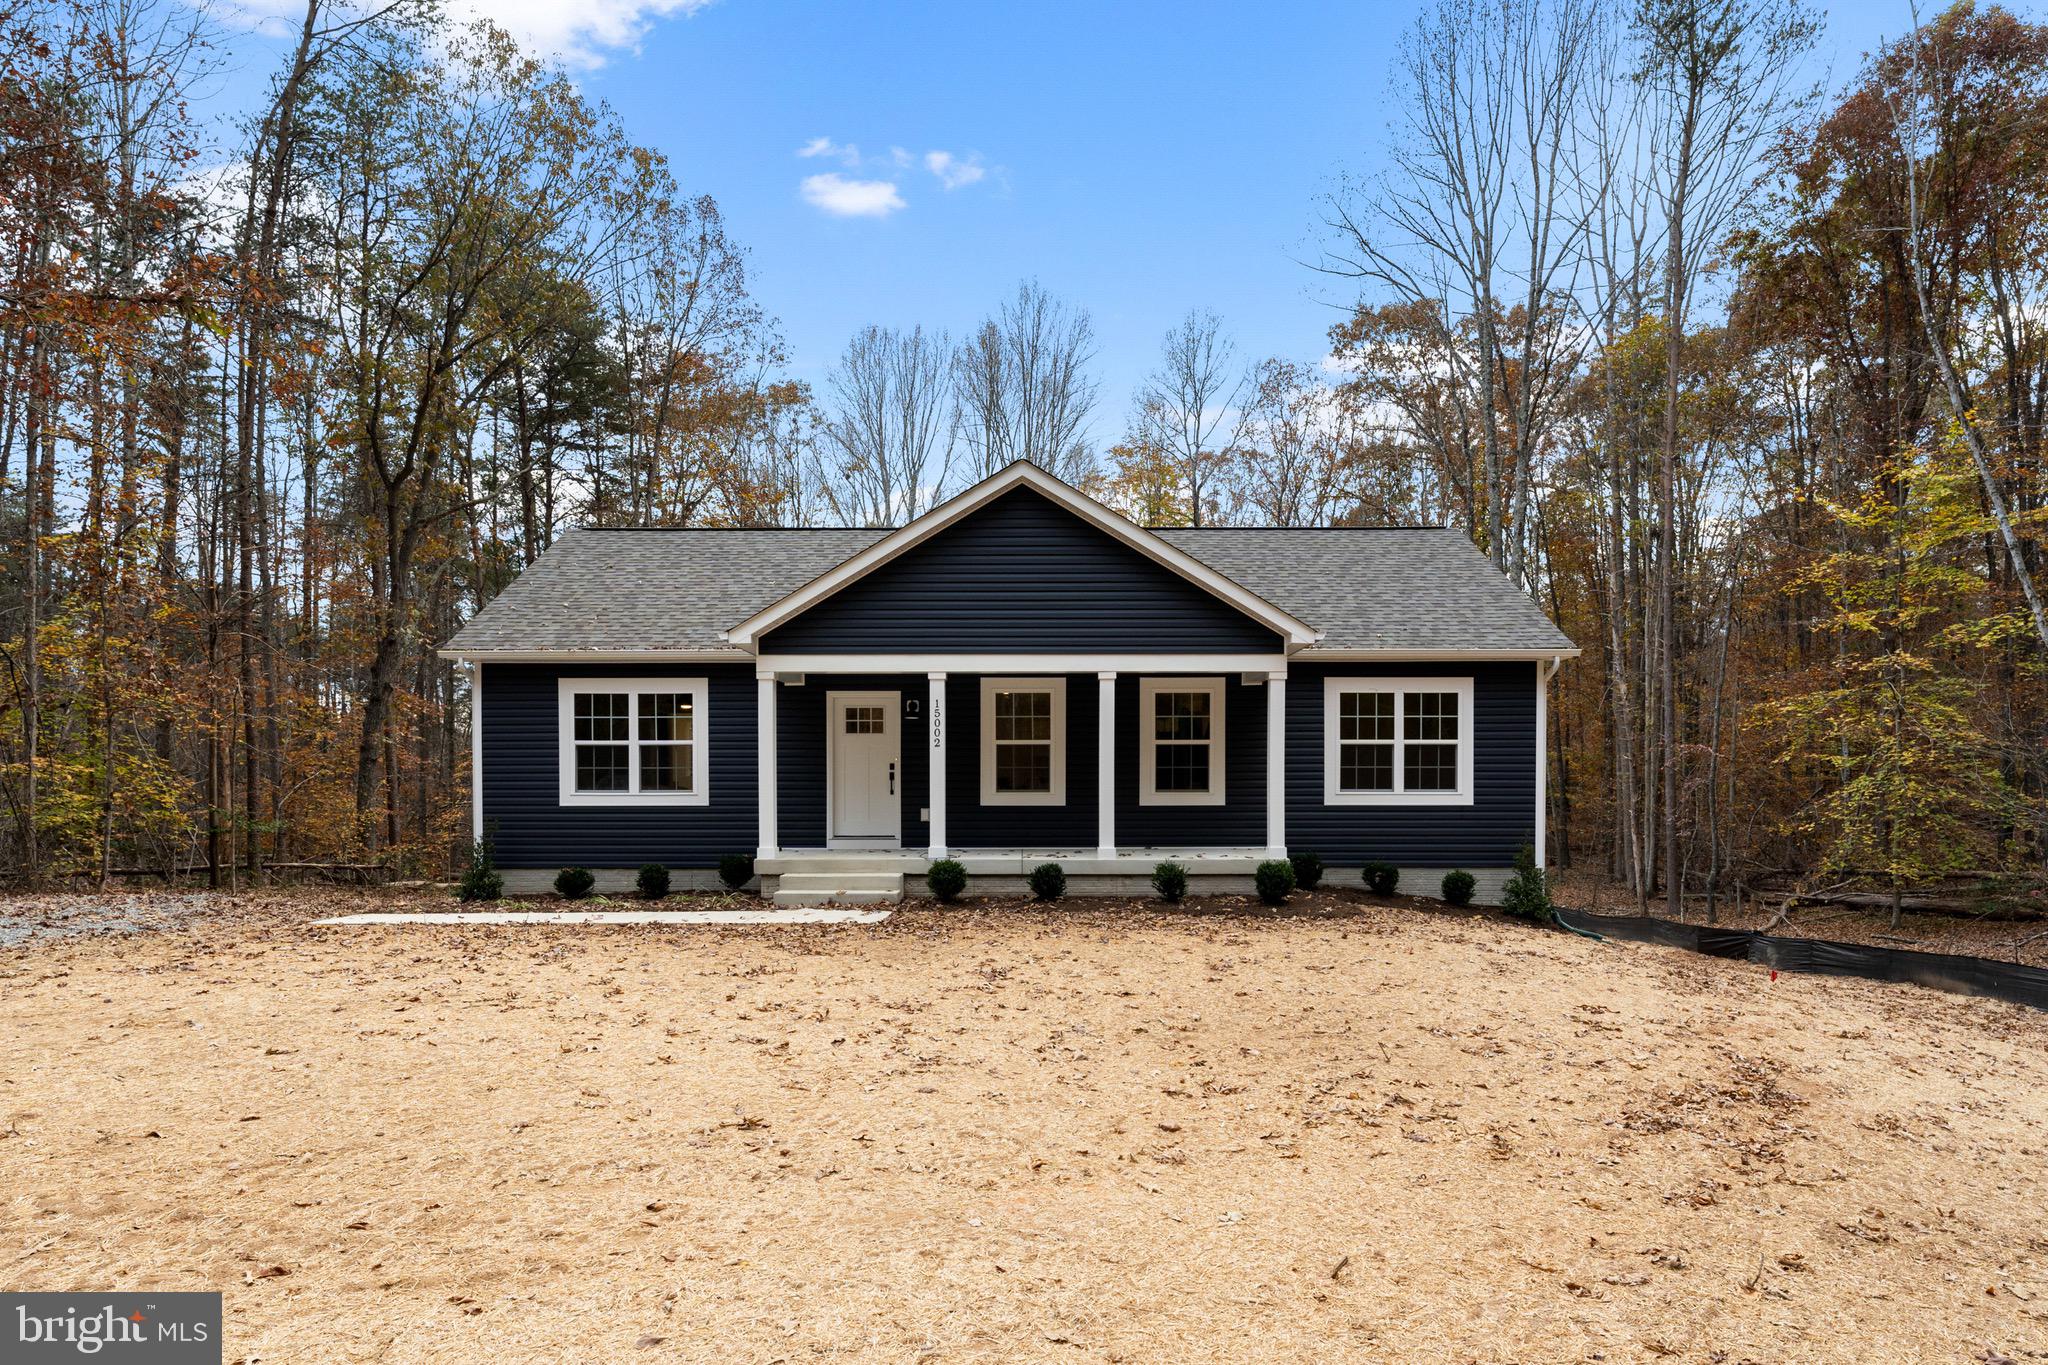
[219,0,1914,446]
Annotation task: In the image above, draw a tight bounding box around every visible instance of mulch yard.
[4,887,2047,1363]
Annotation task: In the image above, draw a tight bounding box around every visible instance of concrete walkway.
[313,908,893,927]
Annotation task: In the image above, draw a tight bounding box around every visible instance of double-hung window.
[1139,676,1225,807]
[980,677,1066,805]
[1323,677,1474,806]
[557,678,710,806]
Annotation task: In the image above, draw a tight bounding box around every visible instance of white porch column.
[1097,671,1117,859]
[1265,672,1287,858]
[756,673,778,859]
[928,672,948,858]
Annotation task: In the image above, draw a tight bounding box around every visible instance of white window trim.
[979,677,1067,806]
[1322,676,1475,807]
[557,677,711,807]
[1139,676,1226,807]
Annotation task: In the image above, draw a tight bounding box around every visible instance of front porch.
[751,655,1292,879]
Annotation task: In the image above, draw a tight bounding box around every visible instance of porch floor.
[758,848,1277,876]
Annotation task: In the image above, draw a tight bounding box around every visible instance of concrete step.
[772,886,903,908]
[778,872,905,894]
[760,855,915,874]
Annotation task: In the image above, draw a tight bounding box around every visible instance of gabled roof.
[439,466,1579,660]
[721,462,1322,649]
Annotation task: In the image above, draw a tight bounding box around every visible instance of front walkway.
[314,907,892,927]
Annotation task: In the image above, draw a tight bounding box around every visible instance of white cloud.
[923,149,986,191]
[800,173,906,219]
[460,0,716,66]
[797,136,862,167]
[216,0,716,69]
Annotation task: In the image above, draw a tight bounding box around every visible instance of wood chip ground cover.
[3,889,2046,1362]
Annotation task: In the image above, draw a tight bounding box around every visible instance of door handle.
[888,762,896,796]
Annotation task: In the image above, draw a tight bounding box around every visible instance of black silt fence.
[1554,911,2048,1013]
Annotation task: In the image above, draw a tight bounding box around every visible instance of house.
[440,461,1578,904]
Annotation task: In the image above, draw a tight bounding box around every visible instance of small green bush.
[1151,860,1189,903]
[457,839,503,903]
[718,853,755,890]
[1289,851,1324,892]
[1500,845,1553,923]
[636,863,671,899]
[1254,859,1295,905]
[927,858,968,902]
[1441,869,1477,907]
[1027,862,1066,902]
[1362,860,1400,896]
[554,866,595,900]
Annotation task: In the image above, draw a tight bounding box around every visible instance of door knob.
[888,762,896,795]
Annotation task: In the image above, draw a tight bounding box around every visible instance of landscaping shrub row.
[923,855,1502,909]
[457,842,757,903]
[459,840,1533,913]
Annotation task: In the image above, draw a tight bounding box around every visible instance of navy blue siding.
[759,488,1283,652]
[943,675,1099,848]
[1284,661,1537,867]
[1114,675,1267,847]
[481,661,1537,869]
[480,662,757,869]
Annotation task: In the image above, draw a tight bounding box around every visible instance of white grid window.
[979,677,1066,806]
[558,678,710,807]
[1139,676,1225,807]
[1323,677,1474,806]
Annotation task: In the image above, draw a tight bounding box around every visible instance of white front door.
[828,691,901,845]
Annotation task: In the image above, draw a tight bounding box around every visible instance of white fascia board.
[721,461,1322,648]
[754,652,1289,675]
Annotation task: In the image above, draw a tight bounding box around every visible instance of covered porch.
[752,653,1291,876]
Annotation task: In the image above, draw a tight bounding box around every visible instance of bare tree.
[1634,0,1816,916]
[1232,359,1358,525]
[1321,0,1599,579]
[952,280,1098,482]
[819,324,954,526]
[1133,309,1247,526]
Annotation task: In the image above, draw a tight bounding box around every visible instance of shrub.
[1289,851,1324,892]
[457,839,503,903]
[1500,845,1553,923]
[718,853,755,890]
[1255,858,1295,905]
[1151,860,1189,903]
[1027,862,1066,902]
[1362,860,1400,896]
[927,858,968,902]
[1441,869,1477,907]
[554,866,595,900]
[636,863,671,900]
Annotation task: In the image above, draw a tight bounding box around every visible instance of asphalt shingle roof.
[442,524,1574,656]
[1156,527,1575,653]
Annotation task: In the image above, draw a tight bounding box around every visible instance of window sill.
[559,791,710,808]
[1324,789,1473,807]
